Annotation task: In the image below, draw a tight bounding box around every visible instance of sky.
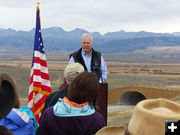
[1,0,180,34]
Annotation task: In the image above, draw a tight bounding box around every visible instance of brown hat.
[96,98,180,135]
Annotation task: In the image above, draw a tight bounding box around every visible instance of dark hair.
[68,72,99,109]
[0,74,20,108]
[0,126,14,135]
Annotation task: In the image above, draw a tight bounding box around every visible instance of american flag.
[28,4,51,124]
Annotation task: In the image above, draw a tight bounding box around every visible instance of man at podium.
[69,33,107,82]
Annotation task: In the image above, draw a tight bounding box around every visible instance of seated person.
[0,74,37,135]
[37,72,105,135]
[0,79,15,135]
[41,62,84,118]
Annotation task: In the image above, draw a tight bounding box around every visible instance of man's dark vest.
[69,48,102,80]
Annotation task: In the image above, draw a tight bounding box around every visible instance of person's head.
[68,71,99,108]
[63,63,84,85]
[81,33,93,55]
[0,74,20,108]
[0,79,15,120]
[96,98,180,135]
[0,126,14,135]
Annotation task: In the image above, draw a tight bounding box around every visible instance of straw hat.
[0,80,15,120]
[96,125,126,135]
[96,98,180,135]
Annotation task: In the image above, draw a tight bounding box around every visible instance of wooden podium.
[97,83,108,125]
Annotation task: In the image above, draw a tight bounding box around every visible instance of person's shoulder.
[93,112,104,120]
[1,109,34,135]
[18,105,32,114]
[6,109,31,124]
[52,87,68,98]
[44,87,68,108]
[19,105,31,110]
[59,86,68,93]
[45,106,53,111]
[44,91,59,106]
[47,91,59,99]
[44,106,54,116]
[93,112,105,126]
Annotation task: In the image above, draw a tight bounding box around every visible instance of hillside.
[1,27,180,54]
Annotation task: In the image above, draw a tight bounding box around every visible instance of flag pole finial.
[37,0,40,6]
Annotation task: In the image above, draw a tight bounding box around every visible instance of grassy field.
[107,62,180,91]
[1,60,180,98]
[1,60,180,106]
[0,61,66,97]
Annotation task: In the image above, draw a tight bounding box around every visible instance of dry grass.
[20,98,28,106]
[107,110,133,126]
[1,60,180,98]
[171,95,180,103]
[107,62,180,91]
[108,73,180,91]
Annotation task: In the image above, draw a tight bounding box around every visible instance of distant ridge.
[1,27,180,54]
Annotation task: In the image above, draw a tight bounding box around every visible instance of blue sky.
[1,0,180,34]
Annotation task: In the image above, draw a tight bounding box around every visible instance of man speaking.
[69,33,107,82]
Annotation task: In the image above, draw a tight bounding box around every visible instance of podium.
[97,83,108,125]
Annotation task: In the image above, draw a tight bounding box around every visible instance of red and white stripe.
[28,50,51,123]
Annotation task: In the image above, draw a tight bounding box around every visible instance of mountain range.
[1,27,180,54]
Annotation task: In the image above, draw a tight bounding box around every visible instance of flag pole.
[28,0,51,123]
[37,0,40,6]
[33,88,35,113]
[37,0,40,11]
[32,0,40,114]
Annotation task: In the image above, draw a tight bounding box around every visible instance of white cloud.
[1,0,180,34]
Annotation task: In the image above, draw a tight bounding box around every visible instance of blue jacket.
[19,105,38,133]
[0,108,35,135]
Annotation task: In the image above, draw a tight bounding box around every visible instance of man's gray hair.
[81,33,93,42]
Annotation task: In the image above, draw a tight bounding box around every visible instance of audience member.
[41,62,84,118]
[37,72,105,135]
[0,80,15,135]
[96,98,180,135]
[0,80,15,120]
[0,74,37,135]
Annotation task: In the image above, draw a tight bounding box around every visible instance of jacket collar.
[53,97,95,117]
